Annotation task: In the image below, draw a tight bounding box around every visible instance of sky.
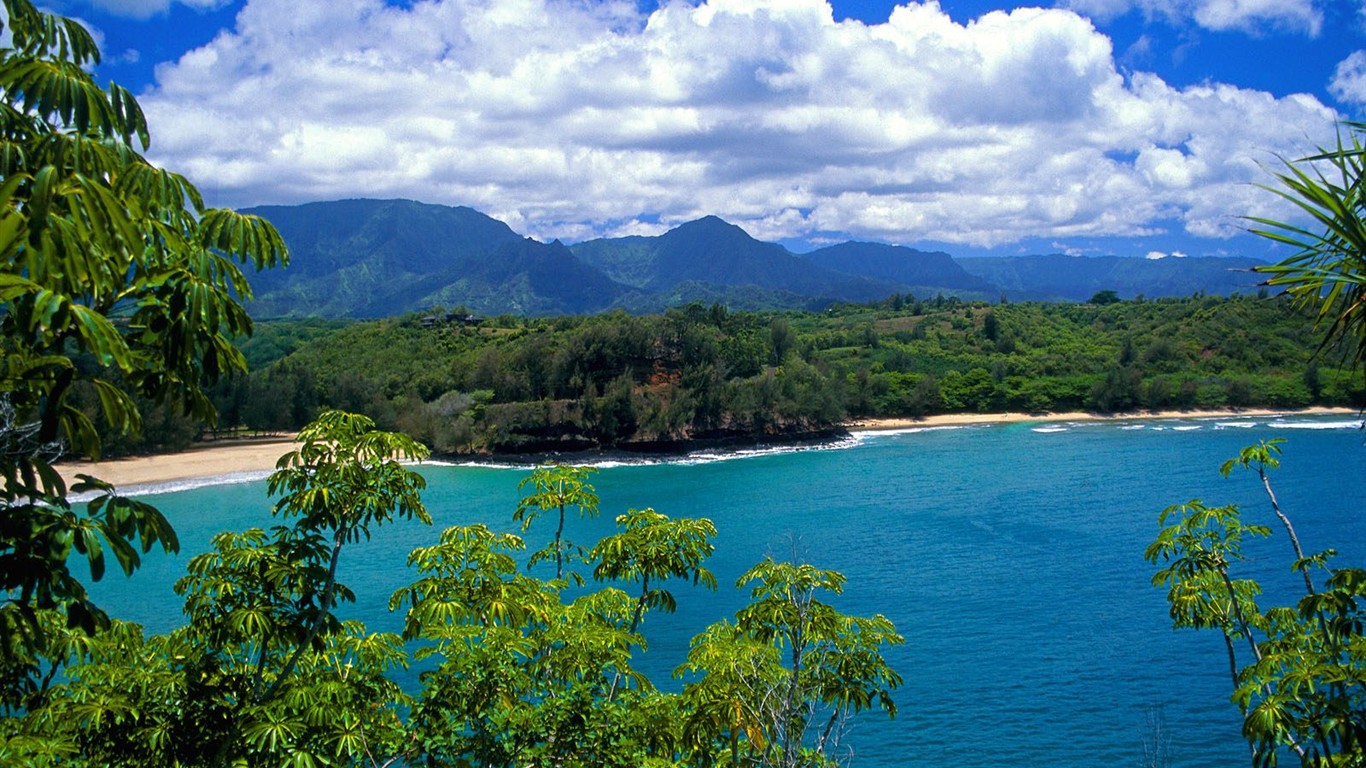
[37,0,1366,258]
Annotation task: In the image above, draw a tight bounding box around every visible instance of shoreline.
[58,435,299,492]
[846,405,1360,431]
[58,407,1361,491]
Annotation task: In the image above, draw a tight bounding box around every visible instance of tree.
[0,0,287,689]
[982,310,1000,342]
[592,508,718,636]
[1145,498,1269,762]
[391,523,675,768]
[7,446,904,766]
[1148,444,1366,766]
[255,410,429,696]
[514,464,600,581]
[679,558,904,768]
[591,508,718,701]
[393,497,724,766]
[769,317,796,365]
[8,412,429,767]
[1145,123,1366,767]
[1249,123,1366,368]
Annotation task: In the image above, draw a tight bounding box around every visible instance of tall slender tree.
[514,464,599,582]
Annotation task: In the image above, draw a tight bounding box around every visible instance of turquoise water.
[90,414,1366,767]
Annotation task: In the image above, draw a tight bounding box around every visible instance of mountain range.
[241,199,1269,318]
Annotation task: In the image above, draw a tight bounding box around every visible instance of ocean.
[90,413,1366,767]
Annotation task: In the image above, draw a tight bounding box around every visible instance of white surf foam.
[1266,419,1366,431]
[68,469,274,501]
[427,435,864,470]
[668,436,864,466]
[851,425,976,439]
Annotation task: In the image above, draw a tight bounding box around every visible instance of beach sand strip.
[57,407,1359,488]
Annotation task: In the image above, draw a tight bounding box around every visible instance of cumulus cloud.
[139,0,1339,247]
[1061,0,1324,36]
[1330,50,1366,109]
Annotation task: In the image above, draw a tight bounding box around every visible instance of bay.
[90,414,1366,768]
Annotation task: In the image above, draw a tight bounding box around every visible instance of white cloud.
[1061,0,1323,36]
[1330,51,1366,109]
[140,0,1340,247]
[1191,0,1321,34]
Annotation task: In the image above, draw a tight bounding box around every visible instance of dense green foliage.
[0,0,285,693]
[209,294,1363,455]
[1148,442,1366,766]
[1149,124,1366,767]
[3,413,903,767]
[1250,123,1366,369]
[1,4,1358,764]
[0,9,904,764]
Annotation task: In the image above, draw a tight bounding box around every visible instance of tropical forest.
[98,292,1365,457]
[2,1,1365,767]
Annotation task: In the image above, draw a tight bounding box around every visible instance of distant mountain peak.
[687,214,730,225]
[668,215,754,239]
[240,198,1266,317]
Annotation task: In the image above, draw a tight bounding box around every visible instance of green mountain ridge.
[392,238,632,316]
[959,252,1266,301]
[241,199,1270,317]
[573,215,906,303]
[802,241,996,295]
[244,199,526,317]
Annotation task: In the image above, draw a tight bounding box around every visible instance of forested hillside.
[958,252,1267,301]
[239,199,1270,317]
[94,294,1364,456]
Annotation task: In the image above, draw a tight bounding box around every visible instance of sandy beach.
[846,405,1360,431]
[58,407,1360,490]
[58,435,300,490]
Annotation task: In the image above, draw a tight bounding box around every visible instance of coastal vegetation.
[1148,441,1366,766]
[3,0,1364,764]
[3,412,904,767]
[1147,125,1366,766]
[0,3,902,765]
[102,292,1365,456]
[0,0,285,691]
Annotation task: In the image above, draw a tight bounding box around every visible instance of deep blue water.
[90,414,1366,768]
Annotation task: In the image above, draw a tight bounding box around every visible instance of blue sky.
[45,1,1366,259]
